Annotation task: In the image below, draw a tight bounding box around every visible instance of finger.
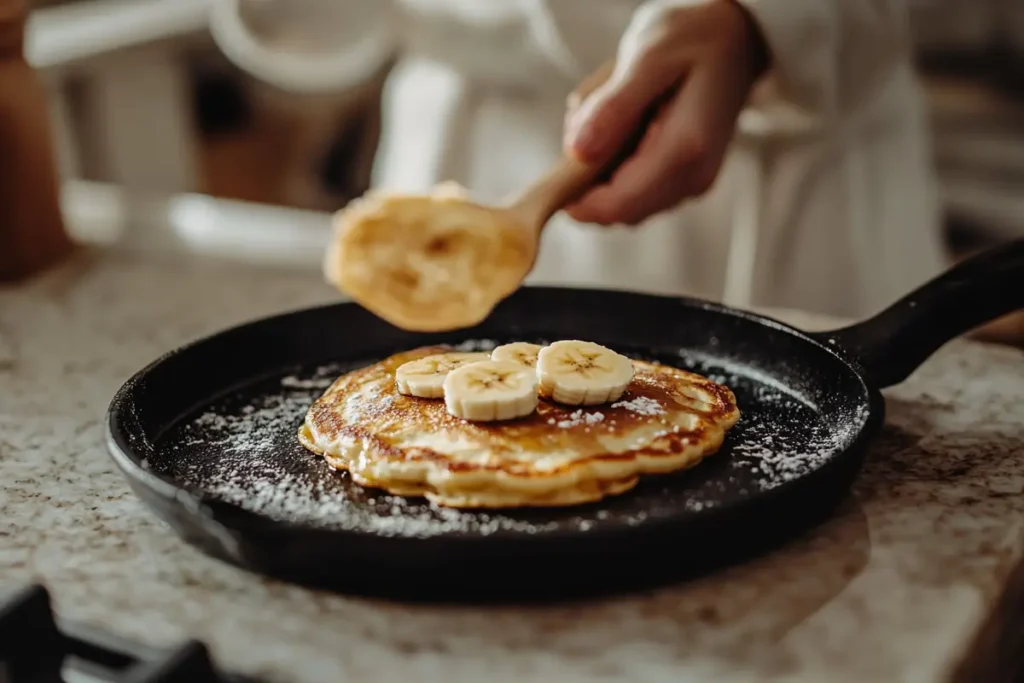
[568,64,729,225]
[569,95,701,225]
[567,158,698,226]
[564,51,682,166]
[565,107,673,224]
[566,59,616,114]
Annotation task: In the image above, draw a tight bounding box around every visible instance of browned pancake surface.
[301,346,740,498]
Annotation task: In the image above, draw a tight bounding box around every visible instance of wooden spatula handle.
[508,155,607,231]
[507,59,618,231]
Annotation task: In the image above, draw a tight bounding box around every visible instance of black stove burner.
[0,585,264,683]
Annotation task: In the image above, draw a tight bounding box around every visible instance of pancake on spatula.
[322,183,536,333]
[299,342,740,509]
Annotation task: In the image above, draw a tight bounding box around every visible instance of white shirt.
[210,0,948,319]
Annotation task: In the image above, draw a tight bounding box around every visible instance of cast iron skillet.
[106,240,1023,602]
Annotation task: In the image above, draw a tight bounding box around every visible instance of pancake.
[322,184,535,332]
[299,345,740,508]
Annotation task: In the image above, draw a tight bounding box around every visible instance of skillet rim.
[104,286,885,546]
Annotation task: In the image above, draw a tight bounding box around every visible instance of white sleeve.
[530,0,913,120]
[733,0,914,120]
[209,0,398,94]
[521,0,645,79]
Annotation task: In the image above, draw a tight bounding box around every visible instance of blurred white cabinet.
[26,0,211,192]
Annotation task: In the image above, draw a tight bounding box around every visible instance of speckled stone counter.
[1,250,1023,683]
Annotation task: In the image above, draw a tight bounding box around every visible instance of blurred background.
[22,0,1024,296]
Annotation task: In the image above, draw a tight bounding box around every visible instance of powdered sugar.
[451,339,498,352]
[730,404,867,487]
[148,342,872,538]
[280,375,333,390]
[194,468,564,538]
[679,357,870,493]
[549,410,606,429]
[154,353,579,538]
[186,365,341,451]
[610,396,665,416]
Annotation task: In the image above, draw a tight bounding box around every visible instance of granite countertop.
[1,249,1023,683]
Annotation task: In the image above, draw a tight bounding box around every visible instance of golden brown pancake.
[299,346,740,508]
[322,185,535,332]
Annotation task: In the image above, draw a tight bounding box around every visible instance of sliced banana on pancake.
[443,359,539,422]
[490,342,543,368]
[301,344,741,509]
[536,340,634,406]
[395,352,490,398]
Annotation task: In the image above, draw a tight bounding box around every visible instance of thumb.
[565,51,681,165]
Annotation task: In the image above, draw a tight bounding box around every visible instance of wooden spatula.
[502,60,618,270]
[324,61,625,332]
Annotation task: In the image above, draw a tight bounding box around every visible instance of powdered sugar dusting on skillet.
[690,352,869,489]
[731,403,870,485]
[160,355,566,537]
[451,338,499,352]
[149,340,870,538]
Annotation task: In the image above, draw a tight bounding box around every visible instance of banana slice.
[443,360,539,422]
[490,342,543,368]
[536,340,634,406]
[395,352,490,398]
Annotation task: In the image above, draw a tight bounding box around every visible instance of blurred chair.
[206,0,392,209]
[26,0,210,191]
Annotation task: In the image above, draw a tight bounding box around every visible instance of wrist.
[725,0,770,83]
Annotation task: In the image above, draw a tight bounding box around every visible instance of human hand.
[562,0,768,225]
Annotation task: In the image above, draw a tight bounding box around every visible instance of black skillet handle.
[810,238,1024,389]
